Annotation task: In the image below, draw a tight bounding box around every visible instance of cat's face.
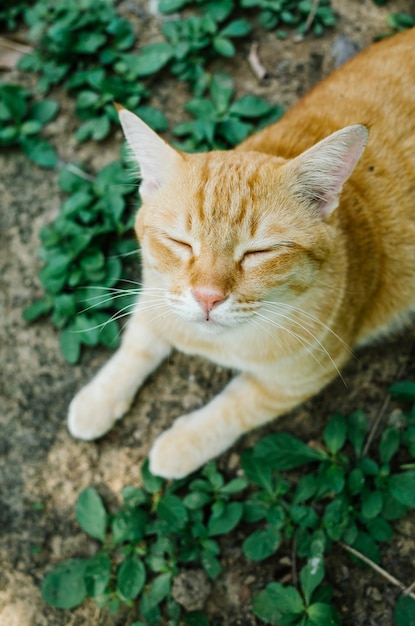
[118,108,367,333]
[136,150,332,332]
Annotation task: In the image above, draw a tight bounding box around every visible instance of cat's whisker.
[76,288,165,314]
[261,300,353,354]
[259,307,345,383]
[254,311,333,377]
[107,250,141,260]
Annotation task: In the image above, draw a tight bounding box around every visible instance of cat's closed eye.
[166,236,193,253]
[242,242,294,262]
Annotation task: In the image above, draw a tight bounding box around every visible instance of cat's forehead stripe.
[191,154,262,233]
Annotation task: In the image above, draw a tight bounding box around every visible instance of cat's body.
[68,28,415,478]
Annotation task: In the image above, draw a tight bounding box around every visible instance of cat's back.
[241,27,415,161]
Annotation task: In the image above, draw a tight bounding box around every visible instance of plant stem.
[339,542,415,601]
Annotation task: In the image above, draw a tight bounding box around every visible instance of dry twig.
[340,542,415,601]
[248,42,268,80]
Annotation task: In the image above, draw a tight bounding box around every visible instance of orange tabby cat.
[68,28,415,478]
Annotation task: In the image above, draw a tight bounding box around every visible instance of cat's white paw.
[149,416,221,479]
[68,384,132,440]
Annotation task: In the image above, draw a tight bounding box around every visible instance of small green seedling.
[240,0,336,37]
[118,13,251,95]
[0,83,58,167]
[23,157,139,362]
[41,385,415,624]
[173,71,284,151]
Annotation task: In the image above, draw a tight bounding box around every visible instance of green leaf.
[141,458,164,493]
[307,602,338,625]
[135,105,168,131]
[213,36,235,57]
[30,99,59,124]
[352,531,381,564]
[293,474,317,503]
[60,328,81,364]
[42,559,87,609]
[323,497,349,541]
[389,381,415,402]
[347,468,365,495]
[230,95,273,119]
[146,572,172,607]
[300,553,325,605]
[323,414,346,454]
[347,410,368,456]
[361,490,383,519]
[157,493,188,529]
[84,552,111,598]
[243,525,282,561]
[201,550,222,580]
[117,554,146,600]
[208,501,243,536]
[75,487,107,541]
[394,595,415,626]
[132,42,174,77]
[21,119,43,135]
[368,517,393,542]
[220,477,248,495]
[254,433,327,469]
[23,297,53,322]
[121,485,148,507]
[209,71,234,115]
[112,507,147,545]
[218,117,253,145]
[184,491,212,509]
[99,319,120,349]
[20,136,57,168]
[75,32,106,53]
[91,115,111,141]
[0,83,28,120]
[379,425,401,464]
[241,449,274,493]
[220,19,252,38]
[61,190,93,217]
[58,165,90,193]
[253,583,304,622]
[389,471,415,507]
[185,612,210,626]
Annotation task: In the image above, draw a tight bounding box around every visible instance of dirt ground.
[1,1,415,625]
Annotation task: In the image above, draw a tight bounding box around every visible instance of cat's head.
[118,108,367,332]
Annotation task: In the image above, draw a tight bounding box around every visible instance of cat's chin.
[191,318,233,335]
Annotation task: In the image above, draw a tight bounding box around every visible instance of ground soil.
[1,1,415,625]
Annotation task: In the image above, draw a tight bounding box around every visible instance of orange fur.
[68,29,415,478]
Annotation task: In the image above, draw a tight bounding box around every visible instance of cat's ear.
[116,105,183,197]
[286,125,368,219]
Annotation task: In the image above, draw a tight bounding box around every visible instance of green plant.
[173,71,284,151]
[0,83,59,167]
[23,157,139,362]
[67,69,167,142]
[41,384,415,624]
[239,0,336,37]
[0,0,33,31]
[117,12,252,95]
[42,460,247,621]
[387,11,415,31]
[20,0,135,94]
[158,0,236,20]
[18,0,165,142]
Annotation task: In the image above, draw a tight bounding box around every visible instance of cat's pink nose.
[192,288,226,314]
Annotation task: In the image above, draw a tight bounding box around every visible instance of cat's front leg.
[68,301,171,440]
[149,373,311,479]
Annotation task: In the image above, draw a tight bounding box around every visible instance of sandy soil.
[1,1,415,624]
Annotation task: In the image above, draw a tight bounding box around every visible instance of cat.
[68,27,415,479]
